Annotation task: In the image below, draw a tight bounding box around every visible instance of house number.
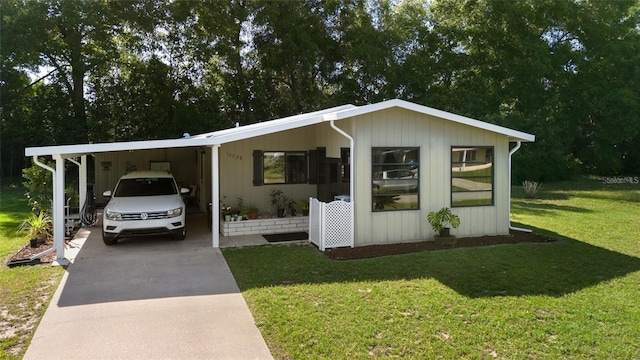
[226,152,243,161]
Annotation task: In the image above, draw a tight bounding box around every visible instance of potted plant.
[17,212,52,248]
[248,206,259,219]
[427,207,461,238]
[299,199,310,216]
[288,200,297,216]
[221,206,233,221]
[236,196,246,220]
[221,202,236,222]
[270,189,288,217]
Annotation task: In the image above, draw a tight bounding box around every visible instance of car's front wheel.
[172,226,186,241]
[102,230,118,245]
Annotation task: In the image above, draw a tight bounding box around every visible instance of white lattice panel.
[322,200,353,249]
[308,198,322,249]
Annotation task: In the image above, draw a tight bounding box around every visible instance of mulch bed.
[6,241,57,267]
[324,230,556,260]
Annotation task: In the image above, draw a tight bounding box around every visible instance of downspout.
[330,120,355,247]
[30,157,58,261]
[508,141,532,233]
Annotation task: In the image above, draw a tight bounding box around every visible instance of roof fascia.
[211,114,327,144]
[24,100,536,158]
[25,137,216,157]
[191,104,357,140]
[26,105,360,157]
[326,99,535,142]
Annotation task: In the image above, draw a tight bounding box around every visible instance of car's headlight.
[167,207,183,218]
[105,210,122,221]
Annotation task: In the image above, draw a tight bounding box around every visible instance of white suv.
[102,170,189,245]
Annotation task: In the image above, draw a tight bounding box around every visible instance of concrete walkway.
[24,215,273,360]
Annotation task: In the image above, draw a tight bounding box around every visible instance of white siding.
[94,148,198,203]
[351,108,511,247]
[92,107,514,245]
[217,125,332,216]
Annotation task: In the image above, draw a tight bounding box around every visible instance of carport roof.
[25,99,534,157]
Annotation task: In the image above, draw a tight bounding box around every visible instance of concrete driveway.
[24,214,273,360]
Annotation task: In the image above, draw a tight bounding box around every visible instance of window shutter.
[308,150,317,184]
[253,150,263,186]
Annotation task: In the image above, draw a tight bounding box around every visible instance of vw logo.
[140,213,148,220]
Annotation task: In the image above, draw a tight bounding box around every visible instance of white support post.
[79,155,87,211]
[211,145,220,248]
[66,156,87,213]
[53,155,68,265]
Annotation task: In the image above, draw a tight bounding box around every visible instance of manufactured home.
[25,99,534,263]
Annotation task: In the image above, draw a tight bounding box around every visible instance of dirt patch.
[324,230,556,260]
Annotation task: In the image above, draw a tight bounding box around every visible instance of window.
[258,151,307,185]
[451,146,494,207]
[372,148,419,211]
[114,178,177,197]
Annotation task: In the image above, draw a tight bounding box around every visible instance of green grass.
[0,181,32,261]
[223,177,640,359]
[0,180,64,360]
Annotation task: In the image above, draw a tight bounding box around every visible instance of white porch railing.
[308,198,354,251]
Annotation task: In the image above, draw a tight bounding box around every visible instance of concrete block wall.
[220,216,309,237]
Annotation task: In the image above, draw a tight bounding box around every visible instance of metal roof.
[25,99,534,157]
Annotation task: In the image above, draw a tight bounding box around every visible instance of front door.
[317,150,342,202]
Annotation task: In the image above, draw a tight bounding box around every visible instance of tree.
[0,68,37,177]
[2,0,639,182]
[1,0,162,144]
[426,0,640,179]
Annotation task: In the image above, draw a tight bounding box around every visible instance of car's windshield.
[114,178,177,197]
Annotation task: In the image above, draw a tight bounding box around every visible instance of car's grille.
[121,211,167,221]
[119,228,170,236]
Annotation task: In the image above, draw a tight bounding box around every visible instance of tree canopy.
[2,0,639,180]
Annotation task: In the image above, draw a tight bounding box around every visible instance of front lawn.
[0,181,64,360]
[223,178,640,359]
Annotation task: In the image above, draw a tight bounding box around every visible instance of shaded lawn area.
[0,181,64,359]
[223,178,640,359]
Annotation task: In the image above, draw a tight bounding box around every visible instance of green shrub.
[22,158,54,214]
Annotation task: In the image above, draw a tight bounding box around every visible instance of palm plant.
[17,212,52,244]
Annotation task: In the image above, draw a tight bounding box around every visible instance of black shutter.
[308,150,317,184]
[253,150,263,186]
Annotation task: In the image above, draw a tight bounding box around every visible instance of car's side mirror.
[180,188,190,194]
[103,190,112,197]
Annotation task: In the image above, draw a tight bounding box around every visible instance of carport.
[25,104,356,264]
[25,138,222,265]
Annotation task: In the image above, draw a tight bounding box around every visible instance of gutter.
[30,156,60,260]
[508,141,532,233]
[330,120,355,247]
